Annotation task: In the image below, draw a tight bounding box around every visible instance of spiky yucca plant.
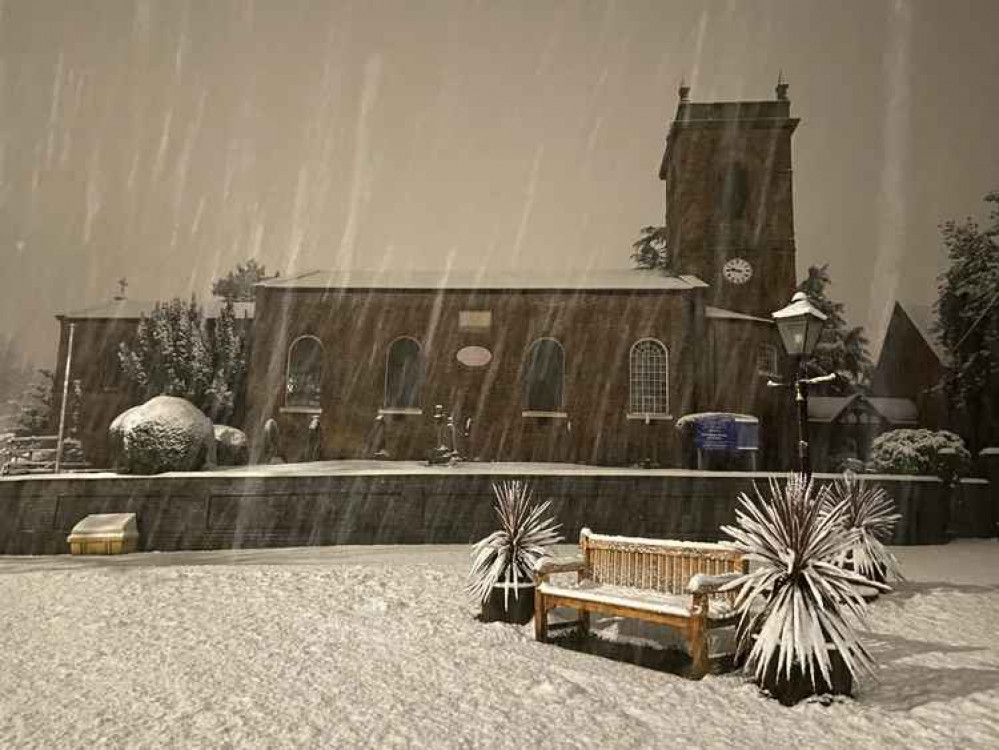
[822,472,903,583]
[720,474,889,694]
[467,480,563,608]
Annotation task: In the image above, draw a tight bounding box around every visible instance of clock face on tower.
[722,257,753,285]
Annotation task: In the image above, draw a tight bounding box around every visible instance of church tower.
[659,77,799,315]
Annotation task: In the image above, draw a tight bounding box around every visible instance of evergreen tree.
[118,297,248,424]
[13,369,82,436]
[211,259,276,301]
[630,225,671,272]
[205,299,249,423]
[796,264,873,395]
[0,334,33,417]
[933,190,999,453]
[14,369,55,435]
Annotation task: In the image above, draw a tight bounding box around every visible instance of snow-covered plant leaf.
[720,474,889,691]
[821,472,903,582]
[467,480,563,608]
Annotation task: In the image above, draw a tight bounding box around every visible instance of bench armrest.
[533,556,584,581]
[686,572,743,594]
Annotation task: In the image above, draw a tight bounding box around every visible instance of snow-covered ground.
[1,541,998,749]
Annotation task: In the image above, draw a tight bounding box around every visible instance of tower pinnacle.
[775,70,789,101]
[678,78,690,103]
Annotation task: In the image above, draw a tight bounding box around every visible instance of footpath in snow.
[1,541,998,749]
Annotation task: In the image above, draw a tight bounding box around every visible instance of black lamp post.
[771,292,833,477]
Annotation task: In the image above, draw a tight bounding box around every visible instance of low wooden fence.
[0,435,91,476]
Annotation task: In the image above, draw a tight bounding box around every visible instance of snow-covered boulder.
[214,424,249,466]
[109,396,216,474]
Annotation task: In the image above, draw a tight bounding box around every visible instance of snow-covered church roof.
[57,299,254,320]
[258,268,708,292]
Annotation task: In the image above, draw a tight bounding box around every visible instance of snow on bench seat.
[538,580,736,620]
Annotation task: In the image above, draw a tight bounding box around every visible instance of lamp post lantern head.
[772,292,828,358]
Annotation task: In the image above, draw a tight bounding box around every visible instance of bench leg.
[534,588,548,643]
[578,609,590,637]
[689,619,710,679]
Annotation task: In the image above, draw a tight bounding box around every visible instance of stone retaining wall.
[0,468,966,555]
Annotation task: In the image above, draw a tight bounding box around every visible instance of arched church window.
[718,164,749,220]
[285,335,323,408]
[524,338,564,412]
[384,337,423,409]
[629,339,669,415]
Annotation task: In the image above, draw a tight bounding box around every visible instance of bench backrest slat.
[580,530,744,596]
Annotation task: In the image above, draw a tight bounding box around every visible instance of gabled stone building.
[50,299,253,466]
[805,301,949,471]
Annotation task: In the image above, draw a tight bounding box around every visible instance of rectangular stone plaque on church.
[458,310,491,330]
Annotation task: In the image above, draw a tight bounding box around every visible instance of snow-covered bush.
[467,480,562,608]
[868,429,971,477]
[821,472,903,582]
[721,474,888,700]
[109,396,216,474]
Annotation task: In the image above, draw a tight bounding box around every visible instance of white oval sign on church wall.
[456,346,492,367]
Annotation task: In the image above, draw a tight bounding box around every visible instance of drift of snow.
[0,541,997,749]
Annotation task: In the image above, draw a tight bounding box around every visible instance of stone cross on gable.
[116,277,128,299]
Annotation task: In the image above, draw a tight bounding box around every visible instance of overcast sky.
[1,0,998,367]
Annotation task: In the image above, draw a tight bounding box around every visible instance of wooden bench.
[533,528,747,678]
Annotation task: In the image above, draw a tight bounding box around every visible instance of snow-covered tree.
[630,225,671,272]
[14,369,55,435]
[796,264,873,395]
[205,299,250,424]
[933,190,999,454]
[211,259,276,302]
[118,298,248,424]
[12,368,81,437]
[0,334,31,401]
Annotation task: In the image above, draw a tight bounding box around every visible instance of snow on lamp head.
[772,292,828,358]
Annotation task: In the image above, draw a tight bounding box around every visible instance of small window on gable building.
[629,339,669,415]
[101,344,124,391]
[757,343,779,377]
[524,338,564,412]
[384,337,423,409]
[286,336,323,408]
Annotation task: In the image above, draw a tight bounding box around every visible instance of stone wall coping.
[0,463,948,483]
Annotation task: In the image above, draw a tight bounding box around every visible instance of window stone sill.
[521,410,569,419]
[378,407,423,416]
[626,413,673,421]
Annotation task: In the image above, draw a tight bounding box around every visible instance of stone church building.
[243,81,800,467]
